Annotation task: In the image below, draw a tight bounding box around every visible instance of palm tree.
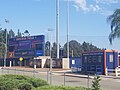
[107,9,120,44]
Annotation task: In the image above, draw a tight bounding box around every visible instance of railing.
[106,67,120,76]
[115,67,120,76]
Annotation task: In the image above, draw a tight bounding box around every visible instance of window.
[88,56,92,63]
[36,44,43,50]
[91,66,96,71]
[84,56,87,63]
[92,56,97,63]
[109,55,113,62]
[72,60,75,64]
[98,56,102,63]
[87,66,90,71]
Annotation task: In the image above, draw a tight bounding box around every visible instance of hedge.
[0,74,48,90]
[34,85,90,90]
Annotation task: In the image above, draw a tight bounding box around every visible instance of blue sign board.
[8,35,45,58]
[36,50,44,56]
[14,50,35,58]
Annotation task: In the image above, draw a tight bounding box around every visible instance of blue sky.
[0,0,120,51]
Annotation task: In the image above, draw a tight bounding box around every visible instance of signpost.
[19,57,23,61]
[19,57,23,66]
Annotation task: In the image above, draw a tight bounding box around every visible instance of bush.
[0,74,48,90]
[34,85,89,90]
[91,75,101,90]
[18,82,33,90]
[30,78,49,87]
[0,78,17,90]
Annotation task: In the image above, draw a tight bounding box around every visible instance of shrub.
[91,75,101,90]
[34,85,89,90]
[0,77,18,90]
[0,74,48,90]
[18,82,33,90]
[30,78,49,87]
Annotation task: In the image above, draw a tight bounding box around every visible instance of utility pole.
[56,0,59,59]
[67,0,69,58]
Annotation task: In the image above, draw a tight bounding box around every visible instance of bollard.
[10,61,12,67]
[34,65,36,69]
[105,68,108,76]
[115,68,118,77]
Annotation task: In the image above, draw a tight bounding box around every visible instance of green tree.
[82,42,101,52]
[23,30,30,36]
[52,42,57,58]
[63,40,83,57]
[107,9,120,44]
[16,29,22,37]
[92,75,101,90]
[0,28,16,58]
[63,40,101,57]
[45,41,50,56]
[8,29,15,38]
[0,29,7,58]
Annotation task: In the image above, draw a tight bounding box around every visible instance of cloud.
[90,4,101,12]
[70,0,89,12]
[68,0,119,15]
[73,0,89,11]
[73,5,79,11]
[96,0,119,4]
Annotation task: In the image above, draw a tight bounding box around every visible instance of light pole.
[4,19,9,67]
[4,29,7,67]
[67,0,69,58]
[48,28,53,85]
[56,0,60,59]
[48,29,53,71]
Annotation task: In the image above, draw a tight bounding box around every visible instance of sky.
[0,0,120,51]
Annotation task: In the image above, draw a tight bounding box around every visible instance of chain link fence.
[0,67,93,88]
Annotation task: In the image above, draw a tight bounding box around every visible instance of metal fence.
[0,67,93,88]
